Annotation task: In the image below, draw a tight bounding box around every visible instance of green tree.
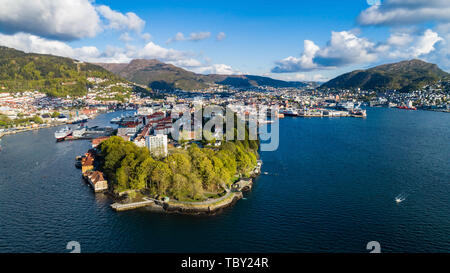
[150,161,172,195]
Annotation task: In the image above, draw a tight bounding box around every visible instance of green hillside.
[321,59,449,92]
[0,46,119,97]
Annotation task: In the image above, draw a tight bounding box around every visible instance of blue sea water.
[0,108,449,253]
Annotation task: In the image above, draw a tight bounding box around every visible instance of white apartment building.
[145,134,168,157]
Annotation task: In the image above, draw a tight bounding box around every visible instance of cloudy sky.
[0,0,450,82]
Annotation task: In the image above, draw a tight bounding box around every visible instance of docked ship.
[349,108,367,118]
[54,126,73,141]
[280,108,298,117]
[110,116,122,124]
[72,126,87,138]
[337,102,355,111]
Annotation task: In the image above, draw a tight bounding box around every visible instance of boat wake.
[395,193,408,203]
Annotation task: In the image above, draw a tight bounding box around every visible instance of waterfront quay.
[0,122,66,139]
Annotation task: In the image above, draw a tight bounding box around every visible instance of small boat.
[110,116,122,124]
[395,193,407,203]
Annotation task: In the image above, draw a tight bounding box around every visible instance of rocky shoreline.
[109,185,249,216]
[160,191,244,215]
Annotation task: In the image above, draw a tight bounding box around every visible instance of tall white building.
[145,134,168,157]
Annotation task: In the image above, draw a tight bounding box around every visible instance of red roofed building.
[92,136,110,148]
[84,171,108,192]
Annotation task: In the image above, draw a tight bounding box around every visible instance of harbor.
[279,102,367,119]
[1,108,450,252]
[55,125,115,141]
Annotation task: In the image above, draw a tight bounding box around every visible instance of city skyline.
[1,0,450,82]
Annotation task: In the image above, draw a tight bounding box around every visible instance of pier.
[111,198,156,211]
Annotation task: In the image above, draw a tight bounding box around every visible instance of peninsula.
[79,120,261,215]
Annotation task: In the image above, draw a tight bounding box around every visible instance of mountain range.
[96,59,307,91]
[1,45,448,96]
[321,59,449,92]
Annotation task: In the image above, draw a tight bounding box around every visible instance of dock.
[110,198,156,211]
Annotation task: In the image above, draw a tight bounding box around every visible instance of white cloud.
[387,29,443,58]
[96,5,145,33]
[137,42,191,62]
[271,40,320,72]
[191,64,240,75]
[387,33,414,46]
[166,31,211,43]
[269,73,329,82]
[189,32,211,41]
[141,32,152,41]
[0,32,101,61]
[166,32,186,44]
[0,0,101,41]
[272,28,444,73]
[358,0,450,26]
[314,31,378,67]
[119,32,133,42]
[216,32,226,41]
[272,31,378,72]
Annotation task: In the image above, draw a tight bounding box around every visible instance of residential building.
[145,134,168,157]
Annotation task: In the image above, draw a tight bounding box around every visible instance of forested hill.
[0,46,119,97]
[321,59,449,92]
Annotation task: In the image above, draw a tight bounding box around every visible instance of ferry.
[280,109,298,117]
[110,116,122,124]
[54,126,73,141]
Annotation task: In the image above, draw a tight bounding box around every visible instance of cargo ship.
[54,126,73,141]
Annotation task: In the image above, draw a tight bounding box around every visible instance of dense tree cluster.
[98,136,258,201]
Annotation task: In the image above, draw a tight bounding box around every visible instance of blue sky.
[1,0,450,81]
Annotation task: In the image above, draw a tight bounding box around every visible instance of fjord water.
[0,108,449,253]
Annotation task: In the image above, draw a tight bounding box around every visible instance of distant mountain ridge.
[96,59,307,91]
[321,59,449,92]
